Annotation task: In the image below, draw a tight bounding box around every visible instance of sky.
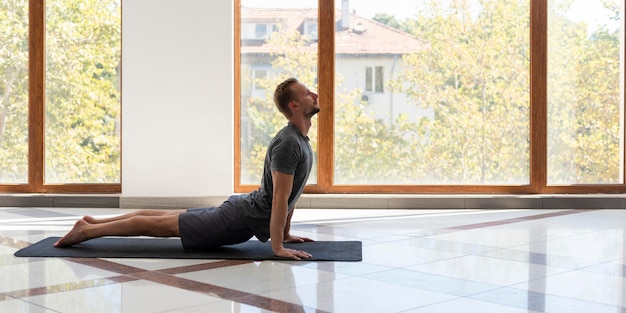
[241,0,623,31]
[240,0,416,19]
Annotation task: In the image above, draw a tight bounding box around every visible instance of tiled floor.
[2,207,626,312]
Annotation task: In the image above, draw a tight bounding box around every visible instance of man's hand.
[284,234,315,243]
[273,246,312,261]
[274,234,314,260]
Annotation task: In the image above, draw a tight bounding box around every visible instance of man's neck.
[289,118,312,137]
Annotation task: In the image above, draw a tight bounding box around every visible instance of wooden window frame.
[236,0,626,194]
[0,0,121,193]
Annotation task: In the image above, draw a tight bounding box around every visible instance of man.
[54,77,320,261]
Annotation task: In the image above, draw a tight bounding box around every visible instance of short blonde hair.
[273,77,299,118]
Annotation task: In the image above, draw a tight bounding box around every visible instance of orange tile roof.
[241,7,424,55]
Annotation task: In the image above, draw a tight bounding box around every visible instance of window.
[375,66,384,93]
[0,0,28,184]
[547,0,624,185]
[235,0,626,194]
[0,0,121,192]
[45,0,121,184]
[365,67,372,92]
[255,23,267,38]
[252,68,268,91]
[304,19,318,41]
[237,0,319,187]
[365,66,384,93]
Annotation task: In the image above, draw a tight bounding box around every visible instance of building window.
[365,66,384,93]
[252,69,268,91]
[305,19,318,41]
[255,23,267,38]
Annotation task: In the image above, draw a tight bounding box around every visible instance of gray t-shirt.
[236,123,313,241]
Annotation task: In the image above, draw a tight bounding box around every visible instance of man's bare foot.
[54,219,90,247]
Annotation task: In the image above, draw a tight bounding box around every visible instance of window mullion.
[529,0,547,193]
[28,0,45,192]
[313,0,335,192]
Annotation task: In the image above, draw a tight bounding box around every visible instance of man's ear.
[288,101,299,111]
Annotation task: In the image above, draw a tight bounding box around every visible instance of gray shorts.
[178,196,254,249]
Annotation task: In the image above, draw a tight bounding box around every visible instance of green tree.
[372,13,411,33]
[334,86,425,184]
[0,0,29,183]
[392,0,531,184]
[45,0,121,183]
[547,0,621,184]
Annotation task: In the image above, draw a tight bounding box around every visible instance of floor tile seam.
[541,258,626,279]
[442,209,595,233]
[2,296,62,313]
[67,257,155,275]
[474,247,609,271]
[0,274,134,302]
[576,259,626,277]
[133,269,315,312]
[464,285,552,312]
[67,255,315,312]
[406,252,544,274]
[362,272,535,313]
[394,255,608,300]
[505,238,626,263]
[360,266,505,296]
[157,259,256,275]
[356,209,589,241]
[469,282,626,311]
[233,292,331,313]
[400,292,537,313]
[477,247,564,268]
[541,227,626,245]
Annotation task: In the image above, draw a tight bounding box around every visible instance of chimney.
[341,0,350,30]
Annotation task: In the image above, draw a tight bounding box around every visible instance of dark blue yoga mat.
[14,237,362,261]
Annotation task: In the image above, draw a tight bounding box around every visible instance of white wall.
[122,0,233,197]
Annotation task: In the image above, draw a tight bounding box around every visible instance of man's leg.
[54,213,181,247]
[84,209,185,224]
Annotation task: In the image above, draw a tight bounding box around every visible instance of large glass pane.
[547,0,624,184]
[334,0,531,184]
[45,0,121,183]
[239,0,319,185]
[0,0,29,184]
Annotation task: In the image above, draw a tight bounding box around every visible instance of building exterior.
[240,2,430,124]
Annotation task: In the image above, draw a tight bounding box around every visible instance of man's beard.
[308,106,321,117]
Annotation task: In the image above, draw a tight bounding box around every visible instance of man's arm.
[283,207,314,243]
[270,170,312,260]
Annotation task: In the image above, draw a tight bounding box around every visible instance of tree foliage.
[0,0,121,184]
[0,0,29,183]
[547,0,621,184]
[391,0,531,184]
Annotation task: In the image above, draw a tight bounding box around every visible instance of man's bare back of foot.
[54,218,91,247]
